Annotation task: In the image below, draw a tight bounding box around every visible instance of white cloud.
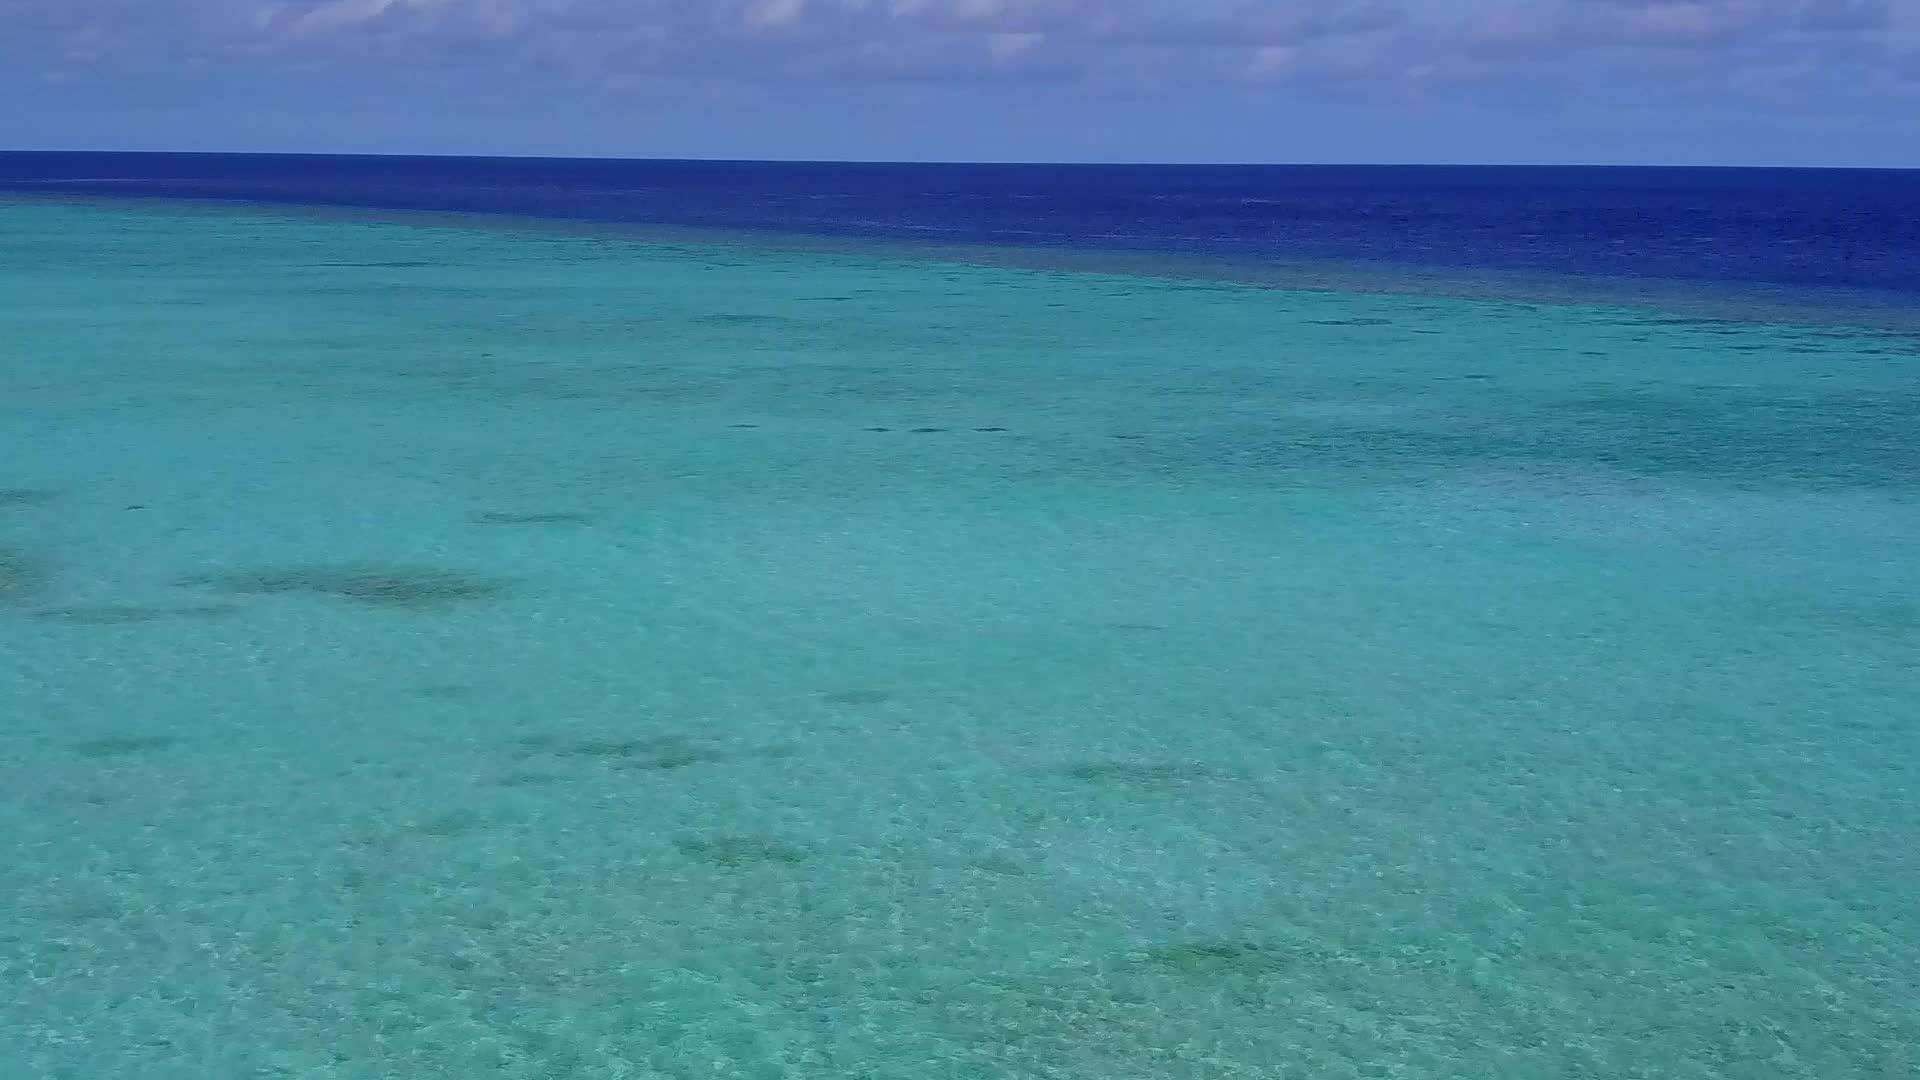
[1247,43,1298,79]
[742,0,807,32]
[283,0,413,35]
[5,0,1915,110]
[987,29,1042,59]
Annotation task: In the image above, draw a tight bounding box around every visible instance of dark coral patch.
[469,511,595,526]
[406,684,477,701]
[518,733,737,772]
[822,689,892,706]
[1145,940,1296,977]
[522,735,689,759]
[180,564,513,609]
[413,811,496,838]
[0,489,58,508]
[0,548,51,604]
[34,604,239,625]
[676,835,806,868]
[1063,762,1223,788]
[72,735,181,759]
[621,746,731,771]
[497,770,566,787]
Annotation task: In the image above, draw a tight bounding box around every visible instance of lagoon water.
[2,164,1919,1078]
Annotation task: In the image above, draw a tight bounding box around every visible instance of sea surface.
[2,155,1917,1078]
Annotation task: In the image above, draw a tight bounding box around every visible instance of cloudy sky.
[4,0,1917,164]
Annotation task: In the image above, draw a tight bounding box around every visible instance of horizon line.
[1,148,1915,172]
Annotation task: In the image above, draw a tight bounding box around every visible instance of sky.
[3,0,1918,165]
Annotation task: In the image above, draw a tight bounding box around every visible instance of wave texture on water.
[0,184,1917,1078]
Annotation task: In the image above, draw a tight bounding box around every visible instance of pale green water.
[2,199,1917,1079]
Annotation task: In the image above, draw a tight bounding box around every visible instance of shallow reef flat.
[1,197,1916,1079]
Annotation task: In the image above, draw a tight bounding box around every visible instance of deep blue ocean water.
[4,152,1917,303]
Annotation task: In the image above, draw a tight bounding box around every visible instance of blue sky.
[4,0,1917,165]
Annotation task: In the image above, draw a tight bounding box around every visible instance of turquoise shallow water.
[2,198,1918,1078]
